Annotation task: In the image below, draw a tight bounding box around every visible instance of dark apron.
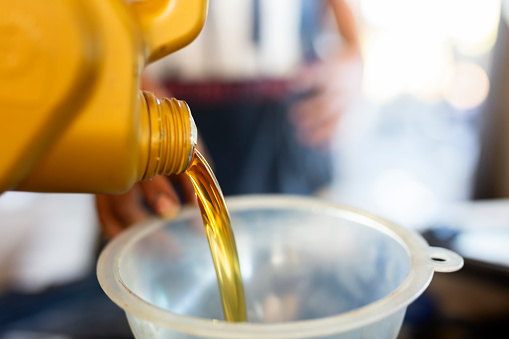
[190,93,332,196]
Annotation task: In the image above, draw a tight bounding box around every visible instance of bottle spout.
[139,90,197,179]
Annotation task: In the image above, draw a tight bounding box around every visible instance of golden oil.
[186,149,247,322]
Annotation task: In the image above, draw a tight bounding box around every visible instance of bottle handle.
[129,0,208,63]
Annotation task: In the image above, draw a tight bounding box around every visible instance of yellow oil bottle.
[0,0,208,193]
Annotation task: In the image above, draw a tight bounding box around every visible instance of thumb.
[140,175,180,219]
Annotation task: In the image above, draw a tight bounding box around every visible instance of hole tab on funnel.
[428,247,464,273]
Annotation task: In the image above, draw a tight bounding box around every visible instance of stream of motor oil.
[185,149,247,322]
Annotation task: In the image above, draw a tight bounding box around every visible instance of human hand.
[96,174,195,238]
[289,47,363,150]
[96,73,214,238]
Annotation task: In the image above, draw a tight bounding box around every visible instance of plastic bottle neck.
[139,90,197,180]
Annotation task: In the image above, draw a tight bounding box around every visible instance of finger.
[97,185,151,238]
[290,93,333,134]
[96,195,128,239]
[302,117,339,149]
[291,97,345,148]
[288,95,321,124]
[108,185,150,227]
[292,63,322,92]
[139,175,181,219]
[300,106,342,147]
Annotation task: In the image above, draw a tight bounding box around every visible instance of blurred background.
[330,1,509,338]
[332,0,497,228]
[2,0,509,338]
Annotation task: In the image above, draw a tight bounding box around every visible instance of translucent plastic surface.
[98,195,463,339]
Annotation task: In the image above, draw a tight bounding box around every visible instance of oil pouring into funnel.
[0,1,463,338]
[97,195,463,338]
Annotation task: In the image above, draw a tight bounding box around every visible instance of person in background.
[97,0,363,236]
